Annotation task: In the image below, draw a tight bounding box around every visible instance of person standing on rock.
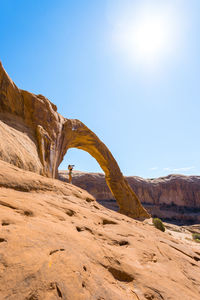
[68,164,74,184]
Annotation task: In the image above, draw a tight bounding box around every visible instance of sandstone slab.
[0,161,200,300]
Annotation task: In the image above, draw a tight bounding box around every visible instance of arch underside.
[58,119,150,219]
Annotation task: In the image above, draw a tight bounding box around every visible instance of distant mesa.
[0,61,150,219]
[62,171,200,225]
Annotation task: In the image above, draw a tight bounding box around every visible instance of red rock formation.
[60,171,200,224]
[0,61,150,219]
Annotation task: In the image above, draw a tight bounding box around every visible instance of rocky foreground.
[59,171,200,225]
[1,160,200,300]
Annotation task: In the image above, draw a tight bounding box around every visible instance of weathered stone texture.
[0,61,149,219]
[0,160,200,300]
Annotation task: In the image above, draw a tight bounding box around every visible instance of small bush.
[192,233,200,243]
[153,218,165,232]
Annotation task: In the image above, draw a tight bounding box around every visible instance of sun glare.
[109,1,184,70]
[132,15,171,61]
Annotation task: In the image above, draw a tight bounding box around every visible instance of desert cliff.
[59,171,200,224]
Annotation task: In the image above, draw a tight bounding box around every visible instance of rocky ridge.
[59,171,200,224]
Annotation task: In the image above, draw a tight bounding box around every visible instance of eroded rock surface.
[0,61,149,219]
[59,171,200,224]
[0,160,200,300]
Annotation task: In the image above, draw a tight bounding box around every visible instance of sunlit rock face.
[0,61,150,219]
[1,160,200,300]
[60,171,200,225]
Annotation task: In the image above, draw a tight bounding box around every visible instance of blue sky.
[1,0,200,178]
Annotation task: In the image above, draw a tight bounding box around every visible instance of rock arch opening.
[58,147,120,212]
[59,148,102,174]
[56,119,150,219]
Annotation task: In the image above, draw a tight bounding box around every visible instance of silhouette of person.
[68,164,74,184]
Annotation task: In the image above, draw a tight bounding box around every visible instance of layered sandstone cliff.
[0,61,149,219]
[59,171,200,224]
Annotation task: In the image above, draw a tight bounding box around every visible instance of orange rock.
[0,160,199,300]
[66,171,200,224]
[0,61,150,219]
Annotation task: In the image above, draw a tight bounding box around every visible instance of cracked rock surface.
[0,160,200,300]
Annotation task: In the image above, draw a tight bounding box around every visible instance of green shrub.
[192,233,200,243]
[153,218,165,232]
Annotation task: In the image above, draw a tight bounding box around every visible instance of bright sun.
[131,14,171,62]
[110,1,183,69]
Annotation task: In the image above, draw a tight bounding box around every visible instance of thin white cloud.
[150,167,158,170]
[163,166,195,173]
[173,167,195,172]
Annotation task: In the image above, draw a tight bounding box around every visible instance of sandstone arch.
[0,61,150,220]
[57,119,150,219]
